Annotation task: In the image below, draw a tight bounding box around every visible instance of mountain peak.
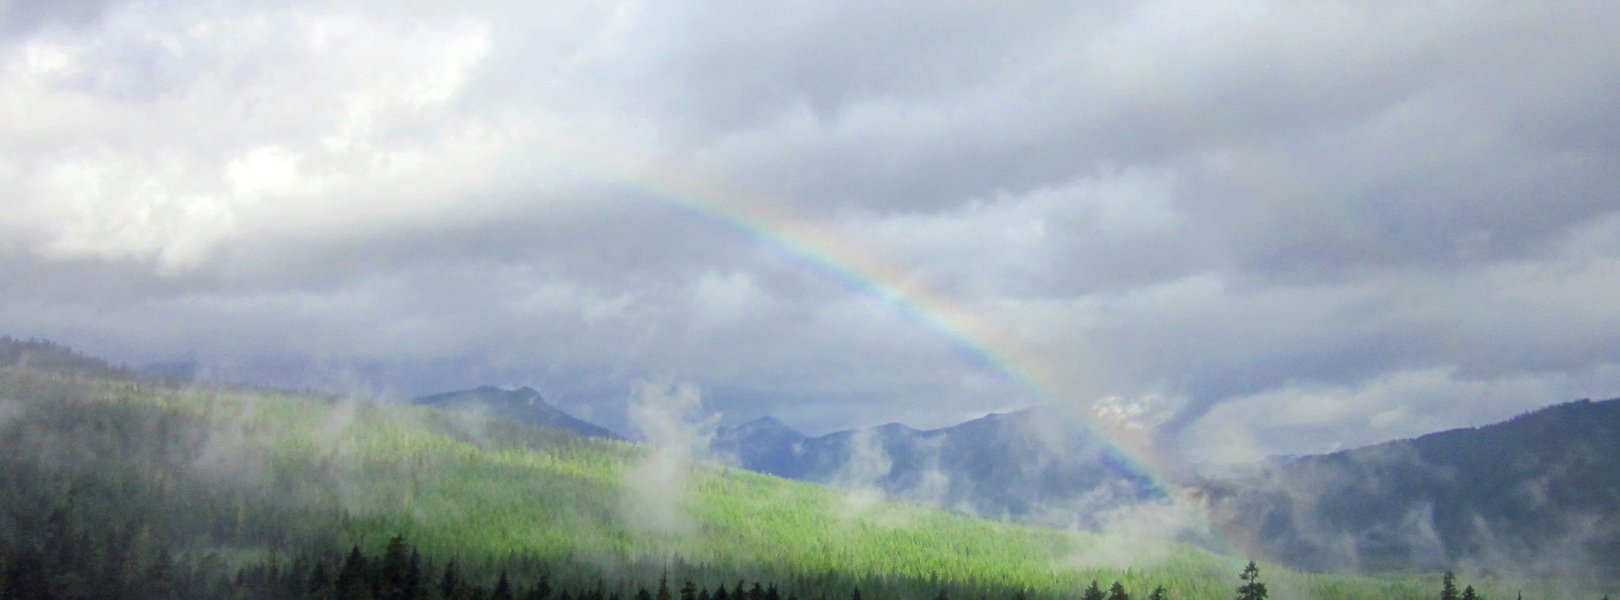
[515,386,543,405]
[412,386,620,440]
[728,415,799,436]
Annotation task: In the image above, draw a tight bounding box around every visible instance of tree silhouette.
[533,575,553,600]
[405,549,424,600]
[337,545,369,600]
[1107,581,1130,600]
[1235,561,1267,600]
[380,536,410,600]
[1083,580,1104,600]
[1147,585,1168,600]
[1460,585,1479,600]
[495,570,515,600]
[1441,572,1459,600]
[439,560,462,600]
[307,560,334,599]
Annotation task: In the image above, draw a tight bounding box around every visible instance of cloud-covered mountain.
[717,394,1620,581]
[1204,397,1620,579]
[712,407,1163,526]
[7,2,1620,461]
[413,386,622,440]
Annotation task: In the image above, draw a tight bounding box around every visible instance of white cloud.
[1,0,1618,463]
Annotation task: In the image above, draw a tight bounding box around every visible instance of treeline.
[2,521,1182,600]
[0,338,135,380]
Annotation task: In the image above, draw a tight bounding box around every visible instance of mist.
[620,380,717,536]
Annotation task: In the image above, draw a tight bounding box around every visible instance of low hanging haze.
[4,1,1619,465]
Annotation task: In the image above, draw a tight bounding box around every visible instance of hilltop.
[414,385,623,440]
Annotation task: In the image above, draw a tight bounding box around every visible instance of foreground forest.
[0,339,1604,599]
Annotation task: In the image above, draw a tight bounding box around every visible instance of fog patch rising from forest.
[621,380,716,536]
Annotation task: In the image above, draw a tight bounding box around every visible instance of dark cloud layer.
[4,0,1619,461]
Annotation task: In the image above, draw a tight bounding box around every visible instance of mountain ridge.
[413,385,623,440]
[712,405,1163,525]
[1205,396,1620,578]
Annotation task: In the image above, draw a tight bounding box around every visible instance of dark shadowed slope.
[414,385,623,440]
[1205,397,1620,580]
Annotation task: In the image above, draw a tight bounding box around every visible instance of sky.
[3,0,1619,465]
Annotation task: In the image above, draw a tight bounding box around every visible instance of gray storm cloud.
[1,0,1618,461]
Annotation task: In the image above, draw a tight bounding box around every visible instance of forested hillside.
[0,339,1597,599]
[1205,398,1620,582]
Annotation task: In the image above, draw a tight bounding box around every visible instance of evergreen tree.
[659,575,674,600]
[94,522,139,599]
[851,586,862,600]
[382,536,411,600]
[143,547,176,600]
[406,549,425,600]
[1441,572,1459,600]
[682,580,700,600]
[1461,585,1479,600]
[638,587,655,600]
[714,585,729,600]
[1108,581,1130,600]
[284,554,314,600]
[937,587,950,600]
[1147,585,1167,600]
[1083,580,1105,600]
[1235,561,1267,600]
[526,574,553,600]
[308,560,334,599]
[338,545,371,600]
[698,587,711,600]
[440,560,462,600]
[494,570,514,600]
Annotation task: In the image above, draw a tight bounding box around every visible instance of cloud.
[2,0,1619,464]
[620,379,716,535]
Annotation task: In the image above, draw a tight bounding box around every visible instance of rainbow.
[589,158,1190,498]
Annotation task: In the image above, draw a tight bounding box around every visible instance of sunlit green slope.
[0,362,1582,600]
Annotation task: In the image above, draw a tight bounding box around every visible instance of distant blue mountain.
[413,386,622,440]
[712,406,1163,525]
